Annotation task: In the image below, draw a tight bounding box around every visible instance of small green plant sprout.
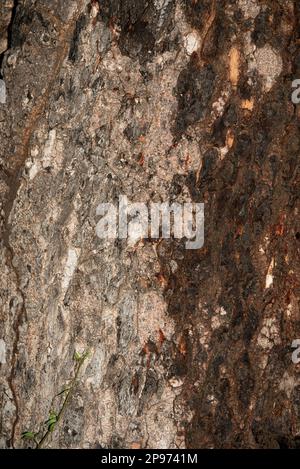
[73,350,89,362]
[21,431,39,446]
[45,411,58,433]
[21,349,89,449]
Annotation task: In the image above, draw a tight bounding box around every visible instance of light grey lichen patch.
[0,79,6,104]
[238,0,260,19]
[85,346,106,389]
[183,31,201,56]
[257,317,281,351]
[0,338,6,364]
[155,0,174,30]
[62,248,80,292]
[279,372,299,399]
[255,45,283,91]
[43,129,57,169]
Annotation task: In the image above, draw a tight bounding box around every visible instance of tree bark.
[0,0,300,449]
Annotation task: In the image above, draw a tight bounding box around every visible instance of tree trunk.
[0,0,300,449]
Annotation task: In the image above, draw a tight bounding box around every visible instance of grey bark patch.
[117,373,137,416]
[252,6,287,50]
[117,295,136,350]
[98,0,176,63]
[68,14,86,63]
[123,122,149,142]
[10,5,51,49]
[173,60,216,139]
[137,369,158,415]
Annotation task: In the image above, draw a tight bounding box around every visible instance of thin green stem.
[36,355,87,449]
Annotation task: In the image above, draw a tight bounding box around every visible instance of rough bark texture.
[0,0,300,449]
